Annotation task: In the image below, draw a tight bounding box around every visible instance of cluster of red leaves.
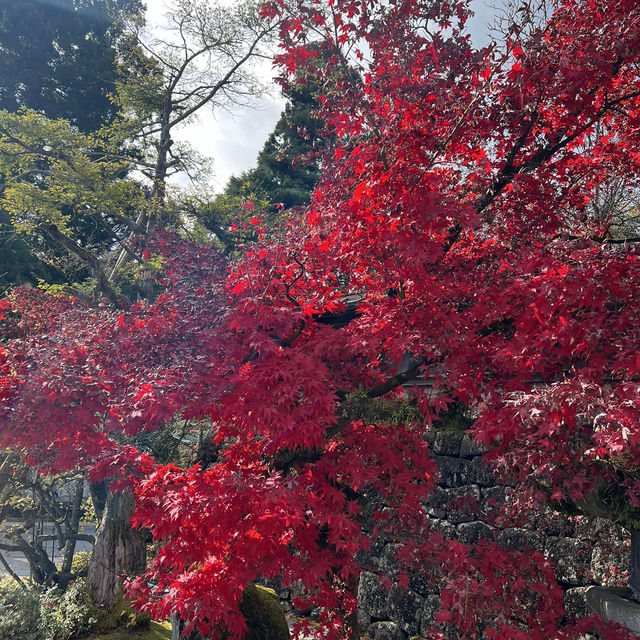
[2,0,640,638]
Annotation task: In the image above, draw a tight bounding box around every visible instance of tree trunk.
[88,489,146,607]
[171,612,206,640]
[60,476,84,575]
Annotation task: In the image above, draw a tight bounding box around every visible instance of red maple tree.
[2,0,640,638]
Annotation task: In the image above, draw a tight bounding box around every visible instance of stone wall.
[355,430,630,640]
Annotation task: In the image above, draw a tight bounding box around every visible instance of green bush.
[0,577,45,640]
[70,550,92,575]
[0,577,97,640]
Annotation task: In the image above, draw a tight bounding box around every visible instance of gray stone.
[539,508,576,537]
[466,456,495,487]
[424,430,463,456]
[428,485,482,524]
[419,594,441,633]
[459,434,486,458]
[357,538,388,572]
[425,486,448,518]
[496,527,545,553]
[435,456,470,488]
[430,518,456,539]
[586,586,640,635]
[358,571,389,619]
[545,537,592,585]
[564,586,591,619]
[358,608,373,629]
[386,586,423,635]
[368,621,406,640]
[379,543,403,576]
[481,486,506,505]
[456,521,494,545]
[591,542,630,586]
[574,516,624,541]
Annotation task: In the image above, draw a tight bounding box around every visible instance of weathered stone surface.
[564,586,591,619]
[574,516,623,541]
[359,571,389,619]
[425,430,463,456]
[435,456,470,488]
[386,587,423,635]
[459,434,486,458]
[539,509,576,537]
[419,594,441,633]
[430,518,456,539]
[591,542,630,586]
[466,456,495,487]
[358,608,373,630]
[456,521,494,545]
[367,621,406,640]
[357,538,388,572]
[481,486,506,504]
[379,543,403,576]
[428,485,482,524]
[545,537,592,585]
[586,586,640,635]
[496,527,545,553]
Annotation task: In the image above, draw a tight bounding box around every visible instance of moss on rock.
[238,584,290,640]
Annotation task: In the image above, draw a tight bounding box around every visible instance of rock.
[586,586,640,635]
[456,521,494,545]
[419,595,441,632]
[386,586,423,634]
[430,518,456,539]
[466,457,495,487]
[496,527,545,553]
[459,435,486,458]
[424,431,463,456]
[591,542,630,586]
[368,621,406,640]
[545,537,592,585]
[564,586,591,619]
[573,516,623,541]
[359,571,389,619]
[379,544,403,576]
[435,457,470,488]
[428,485,482,524]
[239,584,291,640]
[358,608,373,629]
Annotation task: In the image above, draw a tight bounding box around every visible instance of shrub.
[0,577,45,640]
[0,577,97,640]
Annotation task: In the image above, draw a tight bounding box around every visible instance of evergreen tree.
[225,79,323,210]
[0,0,142,133]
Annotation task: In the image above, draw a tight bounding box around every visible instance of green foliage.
[341,389,421,427]
[71,551,93,575]
[0,577,97,640]
[225,79,323,212]
[0,0,144,133]
[434,401,476,434]
[0,577,44,640]
[0,109,147,287]
[94,583,149,631]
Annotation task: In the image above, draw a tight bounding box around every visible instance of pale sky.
[144,0,497,193]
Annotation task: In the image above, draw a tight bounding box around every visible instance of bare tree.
[109,0,277,277]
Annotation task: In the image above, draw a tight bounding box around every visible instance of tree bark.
[88,489,146,607]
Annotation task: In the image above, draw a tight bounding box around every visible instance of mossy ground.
[84,620,171,640]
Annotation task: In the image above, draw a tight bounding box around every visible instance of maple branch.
[273,361,425,473]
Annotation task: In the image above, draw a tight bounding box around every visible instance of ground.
[84,620,171,640]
